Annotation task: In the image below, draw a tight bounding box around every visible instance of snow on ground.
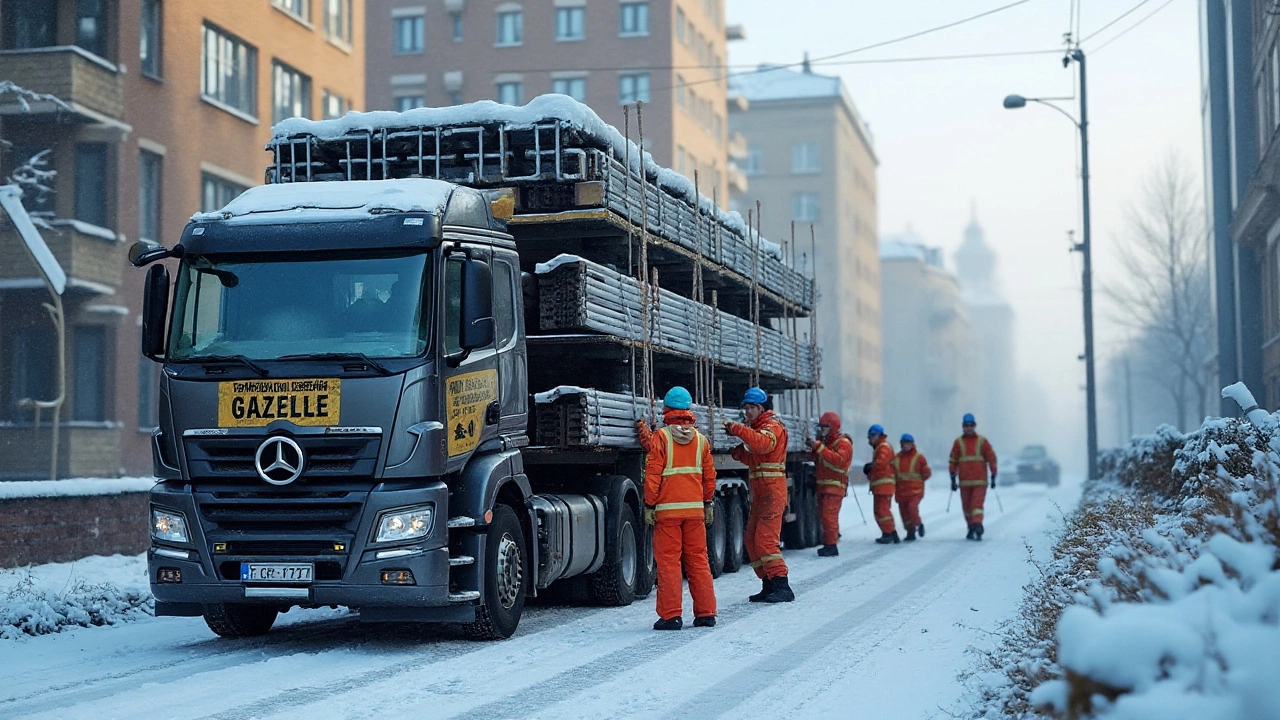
[0,477,1079,719]
[0,476,155,499]
[0,554,152,639]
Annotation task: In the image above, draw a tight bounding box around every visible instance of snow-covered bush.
[1,562,154,640]
[964,410,1280,719]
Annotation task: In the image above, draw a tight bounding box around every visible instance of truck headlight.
[374,504,435,544]
[151,506,190,544]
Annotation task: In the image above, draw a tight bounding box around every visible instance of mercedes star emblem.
[254,436,304,485]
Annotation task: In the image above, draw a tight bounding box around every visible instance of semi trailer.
[134,97,825,639]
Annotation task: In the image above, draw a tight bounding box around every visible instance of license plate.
[240,562,314,583]
[218,378,341,428]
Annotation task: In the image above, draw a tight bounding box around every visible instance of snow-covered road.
[1,478,1080,719]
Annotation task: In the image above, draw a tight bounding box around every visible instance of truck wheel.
[782,480,803,549]
[706,496,726,578]
[202,603,277,638]
[466,504,527,640]
[804,483,820,548]
[634,521,655,598]
[591,504,638,606]
[722,493,745,573]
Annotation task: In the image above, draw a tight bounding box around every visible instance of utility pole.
[1073,47,1099,481]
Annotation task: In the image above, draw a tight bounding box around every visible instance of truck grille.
[196,492,365,534]
[184,435,381,483]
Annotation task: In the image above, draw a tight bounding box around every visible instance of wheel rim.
[731,505,744,556]
[711,507,726,560]
[496,532,523,610]
[619,521,637,588]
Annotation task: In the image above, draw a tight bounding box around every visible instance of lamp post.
[1005,48,1098,480]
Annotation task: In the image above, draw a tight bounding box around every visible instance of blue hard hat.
[868,424,885,437]
[742,387,768,406]
[663,386,692,410]
[963,413,976,425]
[901,433,915,443]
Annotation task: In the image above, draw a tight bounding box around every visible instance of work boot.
[976,523,985,541]
[816,544,838,557]
[693,615,716,628]
[966,525,976,541]
[653,616,683,631]
[875,532,895,545]
[890,531,901,544]
[748,578,774,603]
[917,523,925,538]
[762,576,795,603]
[904,527,917,542]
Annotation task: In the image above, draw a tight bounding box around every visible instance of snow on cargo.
[0,477,156,499]
[190,177,460,223]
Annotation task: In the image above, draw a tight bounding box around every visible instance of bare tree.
[0,80,70,224]
[1107,152,1213,430]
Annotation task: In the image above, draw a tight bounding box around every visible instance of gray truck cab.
[135,179,534,638]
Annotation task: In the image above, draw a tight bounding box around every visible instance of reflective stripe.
[759,430,778,453]
[757,462,786,470]
[749,560,763,568]
[897,453,922,480]
[816,479,846,487]
[965,508,984,517]
[820,458,849,474]
[869,478,895,487]
[655,501,705,512]
[959,480,987,487]
[757,553,783,563]
[876,516,893,523]
[897,474,923,481]
[661,429,706,476]
[956,436,987,463]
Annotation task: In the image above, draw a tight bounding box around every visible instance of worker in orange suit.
[863,424,899,544]
[643,386,717,630]
[724,387,794,603]
[811,411,853,557]
[949,413,998,541]
[894,434,932,542]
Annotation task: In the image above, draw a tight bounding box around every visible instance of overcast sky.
[727,0,1202,468]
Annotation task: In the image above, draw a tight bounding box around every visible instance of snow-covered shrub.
[0,569,153,640]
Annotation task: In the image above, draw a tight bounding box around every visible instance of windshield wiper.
[196,354,270,376]
[278,352,393,376]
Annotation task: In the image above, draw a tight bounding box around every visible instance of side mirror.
[142,264,170,360]
[129,241,183,267]
[460,258,495,350]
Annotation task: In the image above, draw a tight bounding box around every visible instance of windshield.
[168,252,432,361]
[1019,446,1048,460]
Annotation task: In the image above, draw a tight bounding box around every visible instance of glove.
[862,462,873,476]
[722,421,738,436]
[990,473,997,489]
[950,473,958,492]
[704,502,714,526]
[644,506,656,526]
[811,439,822,452]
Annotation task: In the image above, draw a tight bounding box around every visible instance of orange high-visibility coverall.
[868,438,897,534]
[812,413,853,547]
[644,409,717,622]
[728,410,789,580]
[894,449,932,531]
[949,435,997,525]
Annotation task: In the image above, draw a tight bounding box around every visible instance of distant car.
[1014,445,1060,487]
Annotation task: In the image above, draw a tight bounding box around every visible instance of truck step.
[448,555,475,566]
[449,590,481,603]
[447,516,476,529]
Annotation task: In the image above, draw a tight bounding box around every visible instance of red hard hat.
[819,411,841,434]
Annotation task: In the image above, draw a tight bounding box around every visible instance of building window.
[792,192,820,222]
[395,94,424,111]
[452,13,463,40]
[201,173,247,213]
[137,355,158,430]
[552,77,586,102]
[323,0,352,43]
[556,6,584,41]
[322,90,348,119]
[139,150,162,243]
[620,2,649,36]
[791,141,821,174]
[496,9,522,46]
[742,148,762,176]
[75,0,109,58]
[202,24,257,117]
[273,60,311,123]
[497,81,523,105]
[271,0,309,21]
[449,90,463,105]
[395,14,424,53]
[73,326,107,422]
[5,325,56,422]
[619,72,650,104]
[74,143,108,228]
[140,0,162,77]
[2,0,57,49]
[676,75,686,108]
[676,7,686,44]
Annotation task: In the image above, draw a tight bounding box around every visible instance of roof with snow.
[729,65,875,156]
[191,178,463,224]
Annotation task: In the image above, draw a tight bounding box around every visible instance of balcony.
[0,46,125,122]
[0,218,123,293]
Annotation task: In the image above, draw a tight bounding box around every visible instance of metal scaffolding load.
[535,254,817,386]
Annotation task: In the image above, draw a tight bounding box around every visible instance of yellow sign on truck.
[446,369,498,455]
[218,378,341,427]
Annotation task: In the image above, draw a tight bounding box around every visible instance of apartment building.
[0,0,364,479]
[728,64,881,435]
[365,0,738,200]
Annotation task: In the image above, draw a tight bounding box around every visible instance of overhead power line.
[1092,0,1179,52]
[1079,0,1154,42]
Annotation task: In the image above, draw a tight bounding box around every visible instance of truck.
[131,96,824,639]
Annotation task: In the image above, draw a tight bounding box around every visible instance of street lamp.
[1004,48,1098,481]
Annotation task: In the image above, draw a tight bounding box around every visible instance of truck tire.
[202,603,277,638]
[634,522,655,598]
[722,492,745,573]
[706,496,726,578]
[590,504,638,607]
[782,478,803,549]
[466,504,527,640]
[803,482,820,548]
